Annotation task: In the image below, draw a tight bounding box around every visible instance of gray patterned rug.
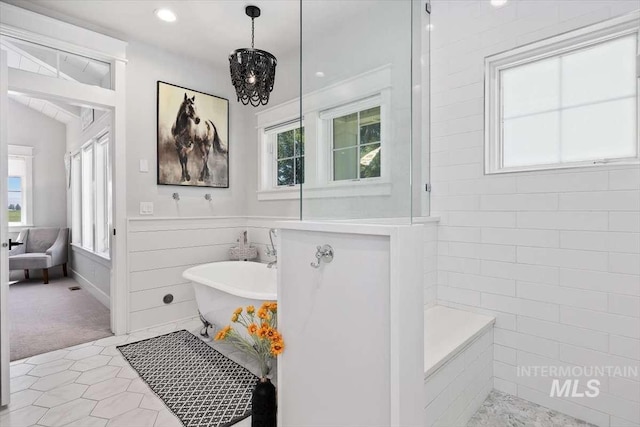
[117,330,258,427]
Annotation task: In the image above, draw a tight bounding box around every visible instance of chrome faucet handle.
[311,244,334,268]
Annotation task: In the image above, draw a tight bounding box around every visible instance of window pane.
[81,146,94,250]
[295,156,305,184]
[562,97,637,162]
[333,113,358,149]
[95,141,109,255]
[0,37,111,89]
[277,159,295,186]
[277,130,294,159]
[294,127,305,156]
[360,143,381,178]
[502,57,559,118]
[8,176,22,224]
[71,154,81,245]
[360,107,381,144]
[503,112,560,167]
[334,147,357,181]
[562,35,637,107]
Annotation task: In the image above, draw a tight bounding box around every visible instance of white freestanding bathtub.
[182,261,277,334]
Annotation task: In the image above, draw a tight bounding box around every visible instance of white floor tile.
[105,408,157,427]
[10,364,35,378]
[31,371,81,392]
[75,366,121,385]
[0,404,48,427]
[33,383,88,408]
[62,415,108,427]
[83,378,131,401]
[70,355,112,372]
[29,360,75,378]
[38,398,96,427]
[65,346,103,361]
[90,392,143,419]
[153,410,182,427]
[0,389,42,415]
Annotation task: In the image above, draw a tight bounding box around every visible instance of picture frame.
[157,81,229,188]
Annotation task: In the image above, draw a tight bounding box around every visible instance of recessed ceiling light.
[155,8,177,22]
[315,71,325,78]
[425,24,434,31]
[490,0,508,7]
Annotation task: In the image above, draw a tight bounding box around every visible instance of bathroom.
[0,1,639,426]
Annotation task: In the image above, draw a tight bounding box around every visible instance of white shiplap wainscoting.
[126,216,291,332]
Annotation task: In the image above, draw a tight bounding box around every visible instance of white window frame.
[255,65,393,201]
[7,145,33,228]
[485,12,640,174]
[320,95,386,184]
[264,120,305,190]
[70,128,111,260]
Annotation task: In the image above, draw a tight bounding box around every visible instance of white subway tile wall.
[430,1,640,426]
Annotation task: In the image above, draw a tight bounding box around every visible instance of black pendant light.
[229,5,277,107]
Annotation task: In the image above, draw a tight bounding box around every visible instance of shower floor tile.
[468,390,598,427]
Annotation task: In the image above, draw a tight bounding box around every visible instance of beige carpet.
[9,277,112,361]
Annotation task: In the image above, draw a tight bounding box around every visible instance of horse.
[171,93,227,183]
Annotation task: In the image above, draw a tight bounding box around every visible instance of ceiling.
[3,0,364,67]
[9,94,79,124]
[0,36,90,124]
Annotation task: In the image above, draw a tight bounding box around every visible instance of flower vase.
[252,377,276,427]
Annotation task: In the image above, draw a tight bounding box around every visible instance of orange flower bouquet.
[214,301,283,377]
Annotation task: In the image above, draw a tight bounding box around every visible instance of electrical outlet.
[140,202,154,215]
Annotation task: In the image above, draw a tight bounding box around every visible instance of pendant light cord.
[251,17,255,48]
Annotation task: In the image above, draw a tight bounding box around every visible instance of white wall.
[125,41,254,218]
[8,98,67,229]
[430,1,640,426]
[421,219,438,308]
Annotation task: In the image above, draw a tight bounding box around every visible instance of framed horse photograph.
[157,81,229,188]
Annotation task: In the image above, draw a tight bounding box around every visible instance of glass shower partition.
[299,0,429,222]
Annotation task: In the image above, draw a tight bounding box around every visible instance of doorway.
[0,2,128,407]
[6,91,114,361]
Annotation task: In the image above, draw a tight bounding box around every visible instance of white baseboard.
[70,268,110,309]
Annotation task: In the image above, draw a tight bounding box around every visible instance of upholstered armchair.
[9,228,69,284]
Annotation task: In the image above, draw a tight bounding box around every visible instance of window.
[331,106,381,181]
[81,144,94,250]
[276,126,304,186]
[71,153,81,245]
[7,146,33,227]
[255,66,392,200]
[485,15,639,173]
[262,121,304,190]
[72,132,110,258]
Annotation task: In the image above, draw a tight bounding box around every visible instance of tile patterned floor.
[467,390,597,427]
[3,320,594,427]
[0,318,252,427]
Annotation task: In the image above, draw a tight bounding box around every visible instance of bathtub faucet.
[266,228,277,268]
